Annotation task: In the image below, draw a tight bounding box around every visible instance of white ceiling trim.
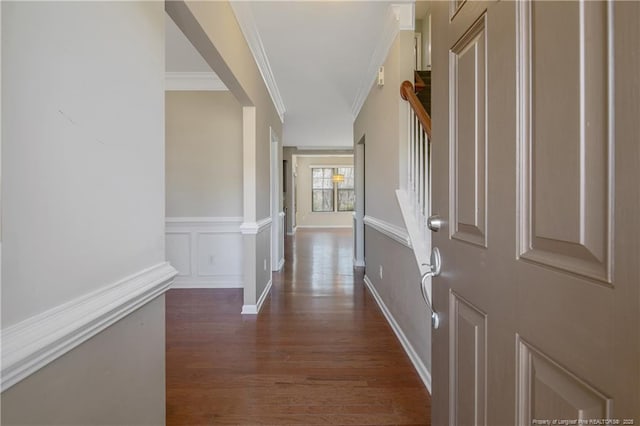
[165,72,228,91]
[351,6,400,119]
[230,2,286,123]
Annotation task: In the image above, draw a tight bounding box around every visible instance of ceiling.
[246,1,396,149]
[166,2,409,150]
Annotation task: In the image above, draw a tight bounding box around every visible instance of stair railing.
[400,80,432,237]
[399,80,439,328]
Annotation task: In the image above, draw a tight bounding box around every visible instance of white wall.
[3,0,166,325]
[2,1,168,422]
[165,91,243,217]
[295,156,354,228]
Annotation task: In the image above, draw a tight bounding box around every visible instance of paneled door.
[430,1,639,425]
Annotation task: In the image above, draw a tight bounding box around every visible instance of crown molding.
[165,72,228,91]
[230,2,286,123]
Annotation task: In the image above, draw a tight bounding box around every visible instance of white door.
[430,1,639,424]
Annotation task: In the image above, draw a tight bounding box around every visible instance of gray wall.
[353,31,431,373]
[1,297,166,426]
[165,91,243,217]
[2,1,167,422]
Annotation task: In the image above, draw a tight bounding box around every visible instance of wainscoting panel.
[166,217,243,288]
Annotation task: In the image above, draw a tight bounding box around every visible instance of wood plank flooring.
[166,229,431,425]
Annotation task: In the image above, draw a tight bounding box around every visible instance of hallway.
[166,229,431,425]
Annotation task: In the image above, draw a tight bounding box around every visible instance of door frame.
[269,127,283,271]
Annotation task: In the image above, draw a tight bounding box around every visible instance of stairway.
[414,70,431,116]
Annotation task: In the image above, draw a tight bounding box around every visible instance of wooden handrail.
[400,80,432,139]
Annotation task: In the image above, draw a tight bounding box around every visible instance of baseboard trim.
[241,279,273,315]
[353,258,366,268]
[0,262,177,392]
[363,275,432,393]
[277,258,285,271]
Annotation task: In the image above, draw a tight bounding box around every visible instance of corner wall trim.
[241,278,273,315]
[363,275,431,392]
[0,262,178,392]
[363,215,411,248]
[240,217,273,235]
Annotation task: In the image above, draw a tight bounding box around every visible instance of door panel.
[519,0,612,282]
[449,292,487,426]
[516,336,612,424]
[431,1,639,425]
[449,14,487,247]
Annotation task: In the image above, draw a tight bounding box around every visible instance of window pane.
[313,168,332,189]
[338,189,355,211]
[337,167,354,189]
[312,189,334,212]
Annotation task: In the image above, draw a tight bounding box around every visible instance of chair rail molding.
[240,217,273,235]
[363,215,412,248]
[0,262,177,392]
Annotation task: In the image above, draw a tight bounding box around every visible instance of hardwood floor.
[166,229,431,425]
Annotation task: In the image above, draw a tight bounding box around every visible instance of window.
[312,167,354,212]
[336,167,355,211]
[312,168,334,212]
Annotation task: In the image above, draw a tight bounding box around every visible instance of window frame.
[311,166,354,213]
[311,167,335,212]
[336,166,355,212]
